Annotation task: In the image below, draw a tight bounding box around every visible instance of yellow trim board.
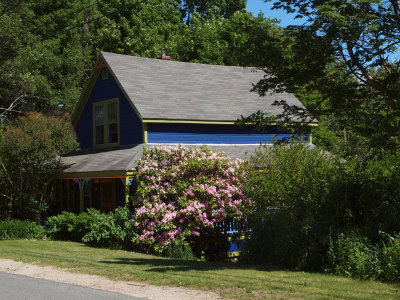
[125,176,130,205]
[227,235,246,242]
[142,123,148,143]
[227,251,241,258]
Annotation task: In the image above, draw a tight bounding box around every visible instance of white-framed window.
[93,98,119,146]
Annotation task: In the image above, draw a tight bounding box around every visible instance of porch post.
[125,177,130,205]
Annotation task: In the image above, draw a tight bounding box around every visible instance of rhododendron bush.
[131,145,252,253]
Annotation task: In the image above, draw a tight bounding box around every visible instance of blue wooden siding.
[75,70,143,149]
[147,123,296,144]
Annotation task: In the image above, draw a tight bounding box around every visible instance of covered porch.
[48,171,133,215]
[49,145,144,214]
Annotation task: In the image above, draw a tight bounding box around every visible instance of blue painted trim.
[227,240,245,253]
[147,123,295,144]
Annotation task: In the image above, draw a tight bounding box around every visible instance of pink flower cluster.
[131,145,252,253]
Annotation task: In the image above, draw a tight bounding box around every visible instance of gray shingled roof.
[61,144,262,173]
[101,52,308,121]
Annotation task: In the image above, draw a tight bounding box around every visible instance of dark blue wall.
[147,123,296,144]
[75,71,143,149]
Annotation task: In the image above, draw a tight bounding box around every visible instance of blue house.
[50,52,315,214]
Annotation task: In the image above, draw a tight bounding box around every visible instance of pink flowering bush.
[131,145,252,254]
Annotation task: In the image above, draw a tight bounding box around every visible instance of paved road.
[0,271,146,300]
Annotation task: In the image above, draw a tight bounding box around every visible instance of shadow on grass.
[100,257,285,273]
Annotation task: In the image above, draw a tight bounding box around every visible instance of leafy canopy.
[0,112,79,220]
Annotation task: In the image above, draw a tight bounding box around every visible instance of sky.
[246,0,304,27]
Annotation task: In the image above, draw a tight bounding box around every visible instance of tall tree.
[173,11,283,66]
[178,0,246,23]
[0,112,79,220]
[243,0,400,155]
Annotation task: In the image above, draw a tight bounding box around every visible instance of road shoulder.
[0,259,221,300]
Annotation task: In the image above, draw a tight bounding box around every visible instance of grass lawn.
[0,240,399,299]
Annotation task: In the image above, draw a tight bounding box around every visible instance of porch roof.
[60,144,262,174]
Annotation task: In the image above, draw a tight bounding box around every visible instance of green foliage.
[243,142,400,278]
[164,240,196,260]
[380,233,400,282]
[244,142,339,217]
[45,211,78,241]
[178,0,246,22]
[46,207,132,248]
[45,209,100,241]
[327,232,381,280]
[241,215,304,268]
[241,142,341,269]
[0,112,79,221]
[0,220,45,240]
[82,207,131,248]
[174,11,282,67]
[327,232,400,282]
[0,0,282,119]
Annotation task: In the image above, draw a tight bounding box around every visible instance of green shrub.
[380,233,400,282]
[45,211,78,241]
[164,240,196,260]
[0,112,79,221]
[242,142,340,270]
[82,207,129,248]
[46,207,132,248]
[241,215,302,268]
[0,219,45,240]
[327,232,400,282]
[71,209,102,241]
[327,232,381,280]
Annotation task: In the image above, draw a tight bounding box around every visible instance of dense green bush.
[82,207,131,248]
[0,220,45,240]
[241,142,341,269]
[327,232,381,279]
[241,142,400,279]
[164,240,196,260]
[241,215,305,268]
[46,211,81,241]
[0,112,79,221]
[380,233,400,282]
[45,207,133,248]
[327,232,400,282]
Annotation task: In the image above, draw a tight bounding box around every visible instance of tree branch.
[390,0,400,32]
[0,94,23,120]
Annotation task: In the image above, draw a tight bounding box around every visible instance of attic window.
[102,69,109,80]
[93,98,119,147]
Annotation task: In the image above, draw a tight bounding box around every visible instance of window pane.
[96,125,104,144]
[95,105,104,125]
[108,123,118,143]
[108,102,117,123]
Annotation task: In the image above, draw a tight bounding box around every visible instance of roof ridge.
[100,51,257,70]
